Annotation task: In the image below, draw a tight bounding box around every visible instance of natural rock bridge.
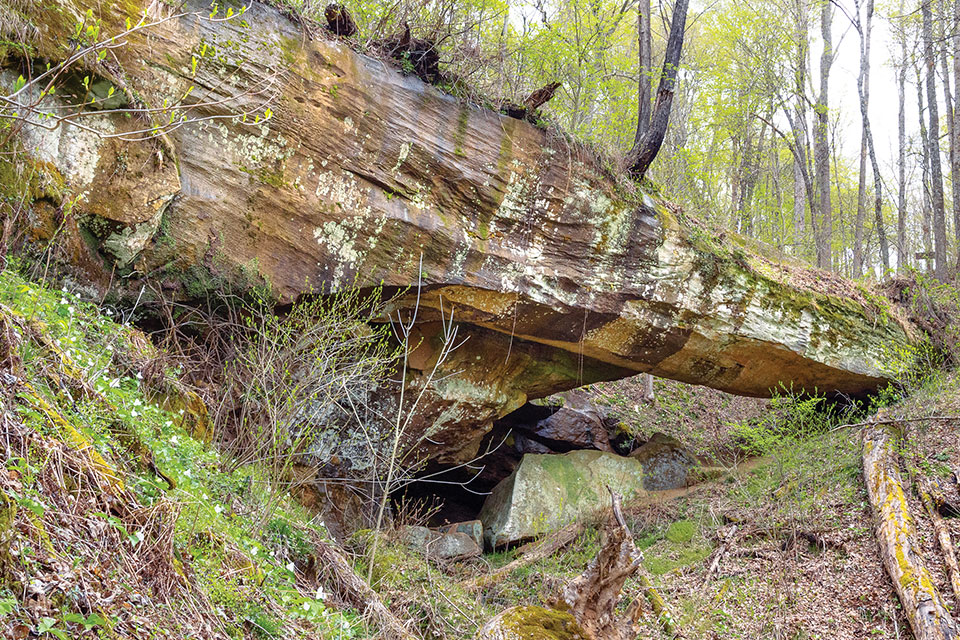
[14,0,914,462]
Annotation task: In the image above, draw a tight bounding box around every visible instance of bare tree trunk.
[855,128,868,275]
[740,119,768,237]
[897,51,908,270]
[635,0,652,139]
[813,0,834,270]
[918,62,934,269]
[793,155,806,251]
[642,373,655,402]
[955,0,960,267]
[784,108,819,255]
[922,0,949,279]
[626,0,690,180]
[940,34,959,259]
[791,0,811,257]
[860,0,889,272]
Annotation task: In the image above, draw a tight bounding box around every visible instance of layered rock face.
[10,0,914,463]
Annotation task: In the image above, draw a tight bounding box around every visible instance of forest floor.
[1,265,958,640]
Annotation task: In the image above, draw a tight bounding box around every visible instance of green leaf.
[0,597,15,616]
[37,617,56,633]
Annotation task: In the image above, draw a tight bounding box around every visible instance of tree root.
[862,423,959,640]
[554,491,677,640]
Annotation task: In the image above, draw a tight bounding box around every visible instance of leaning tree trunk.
[626,0,690,180]
[862,423,959,640]
[635,0,652,140]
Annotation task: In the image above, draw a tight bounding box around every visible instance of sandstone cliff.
[5,0,914,461]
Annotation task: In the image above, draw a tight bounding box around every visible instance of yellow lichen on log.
[862,424,959,640]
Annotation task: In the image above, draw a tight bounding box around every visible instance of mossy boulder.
[479,450,646,548]
[475,606,588,640]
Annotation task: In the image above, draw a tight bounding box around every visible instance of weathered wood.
[862,424,959,640]
[523,82,561,111]
[324,3,357,37]
[466,523,583,590]
[553,492,644,640]
[311,536,419,640]
[918,475,960,603]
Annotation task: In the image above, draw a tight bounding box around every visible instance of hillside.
[1,265,958,639]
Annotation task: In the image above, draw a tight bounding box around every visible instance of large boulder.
[479,450,647,547]
[9,0,917,467]
[530,406,614,452]
[628,433,697,490]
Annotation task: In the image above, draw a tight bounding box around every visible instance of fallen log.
[310,536,419,640]
[917,475,960,604]
[862,423,959,640]
[465,523,583,590]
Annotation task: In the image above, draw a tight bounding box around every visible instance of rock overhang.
[7,0,917,463]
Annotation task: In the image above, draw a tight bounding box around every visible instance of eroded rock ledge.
[9,0,914,461]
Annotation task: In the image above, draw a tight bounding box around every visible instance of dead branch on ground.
[310,535,420,640]
[465,523,583,590]
[917,474,960,604]
[862,423,959,640]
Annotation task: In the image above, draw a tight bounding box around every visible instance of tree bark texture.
[922,0,949,279]
[627,0,690,180]
[813,0,834,271]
